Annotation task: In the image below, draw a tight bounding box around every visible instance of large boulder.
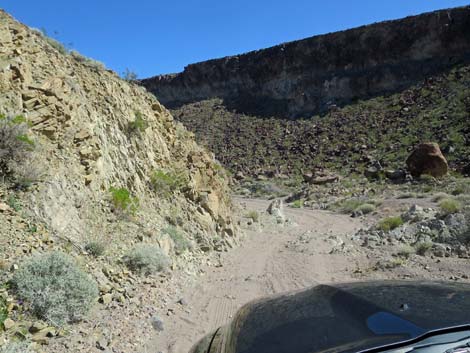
[406,143,448,178]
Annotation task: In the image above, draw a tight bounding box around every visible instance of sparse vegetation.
[432,192,451,202]
[12,252,98,325]
[332,198,380,214]
[0,341,34,353]
[245,210,260,222]
[415,241,433,256]
[171,65,470,179]
[356,203,376,214]
[396,245,415,259]
[439,198,462,216]
[44,36,67,54]
[0,295,7,330]
[84,241,105,257]
[291,200,303,209]
[127,111,148,134]
[163,226,190,254]
[7,195,21,212]
[378,216,403,232]
[70,50,105,71]
[124,245,170,275]
[0,114,39,186]
[109,187,139,216]
[122,68,138,81]
[150,169,187,197]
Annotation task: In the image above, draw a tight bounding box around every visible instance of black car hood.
[220,281,470,353]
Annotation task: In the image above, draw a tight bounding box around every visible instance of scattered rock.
[385,169,408,183]
[150,316,164,332]
[401,205,434,223]
[266,199,285,223]
[0,203,11,213]
[3,318,15,330]
[406,142,448,178]
[101,293,113,305]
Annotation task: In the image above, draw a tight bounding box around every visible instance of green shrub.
[127,111,148,134]
[0,295,7,330]
[12,252,98,325]
[415,242,433,256]
[150,169,187,197]
[109,187,139,216]
[0,341,33,353]
[378,216,404,232]
[69,50,105,71]
[396,192,416,199]
[356,203,376,214]
[432,192,450,202]
[124,245,170,275]
[163,226,190,254]
[396,245,415,259]
[439,198,462,216]
[43,36,67,55]
[291,200,303,209]
[84,242,105,257]
[0,115,36,182]
[338,199,365,213]
[245,210,260,222]
[7,195,21,212]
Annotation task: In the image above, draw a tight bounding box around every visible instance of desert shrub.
[127,111,148,134]
[245,210,260,222]
[124,245,170,275]
[0,115,37,183]
[396,192,416,199]
[109,187,139,216]
[340,199,364,213]
[0,295,7,330]
[12,252,98,325]
[122,68,138,81]
[432,192,450,202]
[439,198,462,216]
[43,36,67,55]
[164,226,190,254]
[396,245,415,259]
[357,203,376,214]
[84,241,105,257]
[291,200,303,209]
[150,169,187,197]
[7,195,21,212]
[0,341,33,353]
[415,242,433,256]
[378,216,403,232]
[69,50,105,71]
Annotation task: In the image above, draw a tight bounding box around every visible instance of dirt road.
[146,198,365,353]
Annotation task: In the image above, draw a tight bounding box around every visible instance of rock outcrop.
[406,142,448,177]
[141,6,470,118]
[0,10,235,251]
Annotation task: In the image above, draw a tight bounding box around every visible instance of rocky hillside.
[142,6,470,118]
[0,9,241,352]
[170,64,470,178]
[0,9,235,246]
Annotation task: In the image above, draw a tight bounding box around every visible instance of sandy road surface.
[145,198,365,353]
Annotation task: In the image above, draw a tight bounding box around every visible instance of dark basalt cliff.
[141,6,470,118]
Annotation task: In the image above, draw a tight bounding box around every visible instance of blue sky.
[2,0,469,78]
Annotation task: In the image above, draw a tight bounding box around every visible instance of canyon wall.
[141,6,470,118]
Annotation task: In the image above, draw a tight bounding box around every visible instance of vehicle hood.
[219,281,470,353]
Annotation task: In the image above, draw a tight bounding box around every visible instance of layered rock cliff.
[142,6,470,118]
[0,9,235,254]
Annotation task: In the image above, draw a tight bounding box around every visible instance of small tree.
[122,68,138,81]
